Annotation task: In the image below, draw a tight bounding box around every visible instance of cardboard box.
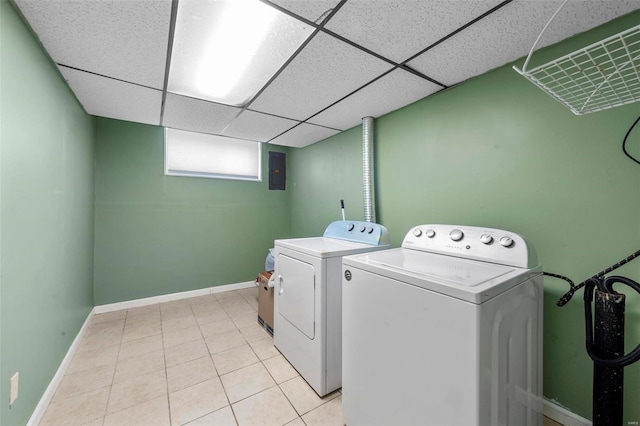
[257,271,274,336]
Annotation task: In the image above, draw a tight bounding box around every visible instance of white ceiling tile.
[250,31,394,121]
[324,0,504,63]
[163,93,241,135]
[14,0,170,89]
[309,69,442,130]
[407,1,640,86]
[268,123,340,148]
[268,0,342,23]
[59,66,161,125]
[223,110,299,142]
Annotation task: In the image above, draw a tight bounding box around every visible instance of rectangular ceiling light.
[168,0,314,107]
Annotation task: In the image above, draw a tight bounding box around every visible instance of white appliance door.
[277,254,315,339]
[342,265,478,426]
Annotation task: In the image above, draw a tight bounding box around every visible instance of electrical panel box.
[269,151,286,190]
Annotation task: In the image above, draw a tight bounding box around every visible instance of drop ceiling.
[13,0,640,148]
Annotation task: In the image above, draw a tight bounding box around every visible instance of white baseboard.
[544,399,592,426]
[93,281,256,314]
[27,307,95,426]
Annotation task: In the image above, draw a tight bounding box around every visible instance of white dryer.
[342,224,543,426]
[274,220,389,396]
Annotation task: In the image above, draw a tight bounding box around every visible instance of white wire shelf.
[514,24,640,115]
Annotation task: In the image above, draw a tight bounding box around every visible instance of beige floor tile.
[199,318,238,338]
[53,364,115,402]
[220,363,276,403]
[165,339,210,368]
[229,312,259,329]
[162,314,198,333]
[86,319,125,337]
[169,377,229,426]
[163,324,204,349]
[107,369,167,414]
[232,386,298,426]
[284,418,305,426]
[223,303,255,317]
[122,320,162,342]
[118,333,163,360]
[212,344,260,375]
[160,302,193,320]
[104,395,170,426]
[205,330,246,355]
[66,344,119,374]
[279,376,340,416]
[263,355,299,384]
[191,300,224,314]
[92,310,127,325]
[113,349,165,383]
[187,294,218,305]
[167,356,218,393]
[40,386,109,426]
[126,304,160,319]
[125,311,161,328]
[214,290,242,301]
[186,406,237,426]
[249,337,279,361]
[301,395,343,426]
[78,326,123,353]
[195,309,230,325]
[239,324,270,343]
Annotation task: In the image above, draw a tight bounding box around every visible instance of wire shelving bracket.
[514,3,640,115]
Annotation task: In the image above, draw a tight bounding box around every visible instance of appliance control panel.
[402,224,538,268]
[324,221,390,246]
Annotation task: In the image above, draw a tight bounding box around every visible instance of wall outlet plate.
[10,372,19,406]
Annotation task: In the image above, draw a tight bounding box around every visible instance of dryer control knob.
[480,234,493,244]
[360,225,366,232]
[426,229,436,238]
[367,226,374,234]
[347,223,355,231]
[450,229,464,241]
[500,236,514,247]
[413,228,423,237]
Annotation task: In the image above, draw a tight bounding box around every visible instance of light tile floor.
[39,286,564,426]
[39,287,342,426]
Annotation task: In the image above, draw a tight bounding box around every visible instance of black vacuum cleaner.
[553,250,640,426]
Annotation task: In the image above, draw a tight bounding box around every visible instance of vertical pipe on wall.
[362,116,376,223]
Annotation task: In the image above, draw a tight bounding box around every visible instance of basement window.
[164,128,261,181]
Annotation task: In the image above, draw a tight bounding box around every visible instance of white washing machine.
[342,224,543,426]
[274,220,390,396]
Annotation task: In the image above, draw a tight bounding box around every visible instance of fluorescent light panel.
[168,0,314,107]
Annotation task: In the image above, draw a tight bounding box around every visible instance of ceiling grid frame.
[11,0,640,147]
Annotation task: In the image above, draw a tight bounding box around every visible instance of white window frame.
[164,128,262,182]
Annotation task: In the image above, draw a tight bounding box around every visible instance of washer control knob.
[367,226,374,234]
[347,223,355,231]
[500,236,514,247]
[413,228,423,237]
[480,234,493,244]
[426,229,436,238]
[360,225,366,233]
[450,229,464,241]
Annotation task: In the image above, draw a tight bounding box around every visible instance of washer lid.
[343,248,541,304]
[275,237,390,258]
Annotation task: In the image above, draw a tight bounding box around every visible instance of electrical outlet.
[10,372,19,406]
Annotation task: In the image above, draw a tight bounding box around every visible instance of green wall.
[289,13,640,423]
[0,2,95,425]
[93,118,290,305]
